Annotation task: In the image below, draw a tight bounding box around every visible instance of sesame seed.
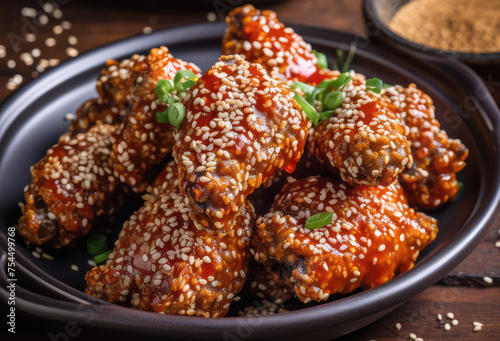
[66,47,79,57]
[207,12,217,22]
[68,35,78,45]
[483,276,493,284]
[444,323,451,331]
[45,38,56,47]
[71,264,79,271]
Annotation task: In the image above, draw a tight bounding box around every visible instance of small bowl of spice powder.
[363,0,500,64]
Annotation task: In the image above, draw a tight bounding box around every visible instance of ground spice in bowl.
[388,0,500,53]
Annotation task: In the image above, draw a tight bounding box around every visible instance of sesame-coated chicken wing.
[17,123,127,247]
[309,76,412,186]
[145,159,179,197]
[85,191,254,317]
[68,56,146,134]
[111,47,201,191]
[382,84,468,209]
[252,176,437,302]
[222,5,323,84]
[172,55,309,233]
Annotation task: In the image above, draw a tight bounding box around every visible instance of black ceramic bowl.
[1,22,500,340]
[363,0,500,65]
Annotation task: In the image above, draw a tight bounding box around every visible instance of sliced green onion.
[293,93,319,126]
[93,250,112,264]
[173,70,198,92]
[308,72,351,105]
[86,234,107,256]
[323,91,343,110]
[304,212,333,230]
[382,83,392,89]
[455,181,464,201]
[167,102,186,129]
[156,110,169,123]
[291,81,315,96]
[319,110,334,121]
[341,42,357,73]
[310,79,335,104]
[179,79,197,91]
[365,78,384,94]
[155,79,173,103]
[330,43,357,72]
[312,50,328,69]
[336,49,345,71]
[335,73,352,91]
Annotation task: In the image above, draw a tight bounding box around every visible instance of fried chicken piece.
[111,47,201,191]
[382,84,468,209]
[173,55,309,233]
[245,260,294,303]
[17,123,127,247]
[308,76,412,186]
[145,159,179,196]
[252,176,438,302]
[222,5,322,83]
[85,191,254,318]
[68,56,146,134]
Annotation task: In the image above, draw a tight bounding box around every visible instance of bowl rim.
[1,21,500,339]
[362,0,500,64]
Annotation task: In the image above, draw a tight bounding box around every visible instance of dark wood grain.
[1,0,499,340]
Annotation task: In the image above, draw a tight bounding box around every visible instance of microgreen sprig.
[304,212,333,230]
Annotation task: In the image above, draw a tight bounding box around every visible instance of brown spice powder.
[389,0,500,53]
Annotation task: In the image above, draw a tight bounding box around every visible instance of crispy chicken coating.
[17,123,127,247]
[252,176,438,302]
[111,47,201,191]
[68,56,146,134]
[85,191,254,317]
[222,5,323,83]
[309,76,412,186]
[382,84,468,209]
[145,159,179,196]
[173,55,309,233]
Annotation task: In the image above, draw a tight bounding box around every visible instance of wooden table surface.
[1,1,499,340]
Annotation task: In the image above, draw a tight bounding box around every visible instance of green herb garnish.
[292,72,352,125]
[93,250,112,264]
[365,77,395,94]
[291,81,315,96]
[155,70,198,125]
[304,212,333,230]
[330,42,357,72]
[86,234,107,256]
[294,93,319,126]
[318,110,334,121]
[365,78,385,93]
[155,79,174,103]
[173,70,198,92]
[455,181,464,201]
[167,102,186,129]
[312,50,328,69]
[323,91,344,110]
